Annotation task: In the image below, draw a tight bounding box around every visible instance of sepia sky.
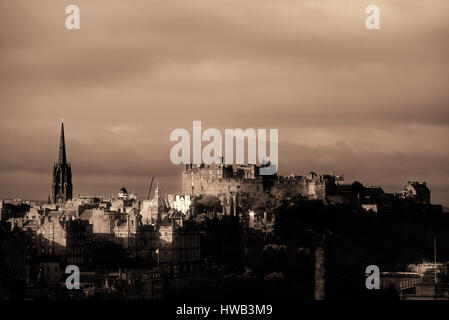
[1,0,449,205]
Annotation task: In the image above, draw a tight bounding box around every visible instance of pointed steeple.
[51,119,72,204]
[155,183,160,198]
[59,120,66,164]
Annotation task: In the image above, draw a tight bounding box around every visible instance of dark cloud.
[0,0,448,205]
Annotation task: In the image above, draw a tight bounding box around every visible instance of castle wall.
[183,167,330,200]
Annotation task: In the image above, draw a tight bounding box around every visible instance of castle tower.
[51,121,73,204]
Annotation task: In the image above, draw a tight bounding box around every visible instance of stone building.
[156,218,201,275]
[66,219,92,266]
[118,186,129,200]
[182,163,269,197]
[0,199,30,222]
[141,185,166,225]
[110,196,140,213]
[36,212,92,267]
[404,181,431,204]
[182,163,351,204]
[36,212,66,256]
[50,122,73,205]
[114,208,141,253]
[79,203,161,256]
[130,210,200,279]
[81,208,120,240]
[167,194,192,215]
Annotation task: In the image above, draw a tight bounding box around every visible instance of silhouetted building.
[51,122,73,204]
[314,245,325,300]
[0,227,26,299]
[405,181,431,204]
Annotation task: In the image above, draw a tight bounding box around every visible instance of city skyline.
[1,0,448,205]
[0,119,444,208]
[1,0,449,304]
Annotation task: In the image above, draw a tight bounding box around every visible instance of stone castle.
[182,161,340,201]
[182,161,432,213]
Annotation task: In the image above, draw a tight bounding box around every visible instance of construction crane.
[146,176,155,200]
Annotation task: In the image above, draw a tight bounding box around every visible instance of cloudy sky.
[1,0,448,205]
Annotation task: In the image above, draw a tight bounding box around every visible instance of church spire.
[51,119,72,204]
[155,182,160,198]
[58,120,66,164]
